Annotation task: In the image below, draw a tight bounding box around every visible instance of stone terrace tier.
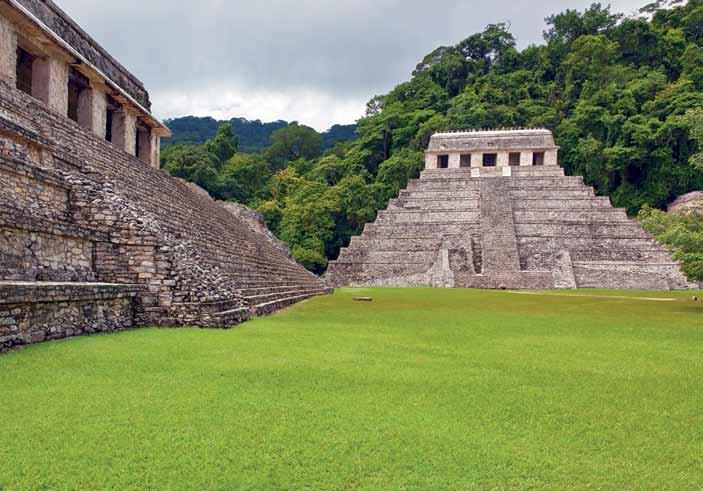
[326,165,690,290]
[0,78,330,350]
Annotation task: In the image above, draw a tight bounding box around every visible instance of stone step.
[376,210,479,223]
[506,177,585,187]
[421,167,566,179]
[250,290,332,317]
[511,189,595,199]
[512,198,612,209]
[455,271,555,290]
[389,199,480,211]
[244,288,331,304]
[238,284,322,297]
[568,249,675,262]
[407,180,480,191]
[337,250,436,264]
[480,178,521,274]
[211,307,251,326]
[515,223,652,238]
[349,237,448,251]
[572,261,689,290]
[399,190,480,200]
[517,237,667,251]
[514,210,629,222]
[361,223,481,238]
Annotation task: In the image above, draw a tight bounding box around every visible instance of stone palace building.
[326,129,691,290]
[0,0,330,351]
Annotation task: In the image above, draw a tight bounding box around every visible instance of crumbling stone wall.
[0,229,94,281]
[0,282,141,351]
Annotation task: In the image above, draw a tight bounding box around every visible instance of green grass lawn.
[1,288,703,490]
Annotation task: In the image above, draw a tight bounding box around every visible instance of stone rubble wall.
[0,282,141,351]
[0,78,330,351]
[326,166,691,290]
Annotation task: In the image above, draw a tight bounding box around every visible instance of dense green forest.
[162,0,703,274]
[163,116,358,152]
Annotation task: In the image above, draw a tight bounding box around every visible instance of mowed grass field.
[1,288,702,490]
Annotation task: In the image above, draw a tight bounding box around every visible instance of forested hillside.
[162,0,703,273]
[163,116,358,152]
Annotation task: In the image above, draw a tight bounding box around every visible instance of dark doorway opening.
[105,95,119,143]
[460,154,471,168]
[67,68,89,123]
[533,152,545,166]
[509,152,521,166]
[483,153,497,167]
[437,155,449,169]
[15,47,35,96]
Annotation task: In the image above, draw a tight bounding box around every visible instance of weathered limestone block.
[553,250,576,289]
[0,14,17,85]
[112,109,137,155]
[32,56,68,115]
[77,84,107,138]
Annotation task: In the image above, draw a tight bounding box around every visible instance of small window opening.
[483,153,497,167]
[533,152,545,166]
[67,68,89,123]
[105,95,119,143]
[16,47,35,96]
[135,129,141,157]
[437,155,449,169]
[460,154,471,168]
[509,152,521,166]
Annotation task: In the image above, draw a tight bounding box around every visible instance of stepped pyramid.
[326,129,690,290]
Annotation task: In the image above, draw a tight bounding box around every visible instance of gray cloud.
[58,0,647,130]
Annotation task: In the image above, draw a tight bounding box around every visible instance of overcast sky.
[57,0,647,131]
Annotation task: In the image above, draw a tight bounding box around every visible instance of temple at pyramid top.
[326,129,692,290]
[425,128,560,169]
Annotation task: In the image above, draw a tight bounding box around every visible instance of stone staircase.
[0,80,331,349]
[479,177,521,274]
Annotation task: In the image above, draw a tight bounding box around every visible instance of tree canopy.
[162,1,703,274]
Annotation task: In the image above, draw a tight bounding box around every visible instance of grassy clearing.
[1,288,702,490]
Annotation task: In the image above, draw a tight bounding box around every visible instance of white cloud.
[153,84,367,131]
[58,0,653,129]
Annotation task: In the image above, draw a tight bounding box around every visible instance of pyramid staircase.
[0,80,330,351]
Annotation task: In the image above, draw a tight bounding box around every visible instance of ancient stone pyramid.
[326,129,690,290]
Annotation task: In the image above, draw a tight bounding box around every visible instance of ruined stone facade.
[668,192,703,214]
[0,0,330,351]
[326,129,691,290]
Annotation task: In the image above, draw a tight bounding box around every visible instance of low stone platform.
[0,282,141,351]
